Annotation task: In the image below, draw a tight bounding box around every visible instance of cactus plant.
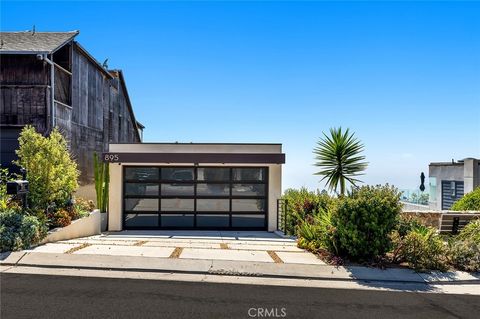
[93,153,109,213]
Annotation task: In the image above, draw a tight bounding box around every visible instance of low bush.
[456,219,480,243]
[296,208,338,254]
[392,224,449,271]
[333,185,402,260]
[282,188,338,235]
[47,209,72,228]
[448,239,480,272]
[447,219,480,272]
[74,197,95,213]
[451,187,480,211]
[0,208,47,252]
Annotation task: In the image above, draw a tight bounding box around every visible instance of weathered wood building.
[0,31,143,186]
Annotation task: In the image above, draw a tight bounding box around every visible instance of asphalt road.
[1,273,479,319]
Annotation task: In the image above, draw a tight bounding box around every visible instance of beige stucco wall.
[108,162,282,232]
[42,210,101,243]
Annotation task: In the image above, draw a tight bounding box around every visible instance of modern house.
[0,30,143,191]
[429,158,479,210]
[105,143,285,231]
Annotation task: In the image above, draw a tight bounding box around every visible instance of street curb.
[5,262,480,285]
[4,252,479,285]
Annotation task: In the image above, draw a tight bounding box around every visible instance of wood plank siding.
[0,41,141,183]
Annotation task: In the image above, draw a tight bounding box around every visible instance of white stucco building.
[106,143,285,232]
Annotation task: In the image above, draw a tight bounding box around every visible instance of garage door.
[123,166,268,230]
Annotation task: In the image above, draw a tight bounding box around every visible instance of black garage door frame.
[122,166,269,230]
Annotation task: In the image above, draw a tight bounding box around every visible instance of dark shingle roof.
[0,31,79,54]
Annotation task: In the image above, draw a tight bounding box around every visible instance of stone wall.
[401,210,480,229]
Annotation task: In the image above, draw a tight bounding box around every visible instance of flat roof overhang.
[102,152,286,164]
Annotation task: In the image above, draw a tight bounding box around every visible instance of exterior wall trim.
[102,152,286,164]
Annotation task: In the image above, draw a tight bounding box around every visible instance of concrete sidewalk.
[2,250,479,285]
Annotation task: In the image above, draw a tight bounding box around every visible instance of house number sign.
[104,154,120,162]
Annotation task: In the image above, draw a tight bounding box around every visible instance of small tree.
[314,127,368,196]
[14,126,79,209]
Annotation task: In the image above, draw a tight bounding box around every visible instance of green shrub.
[447,219,480,272]
[333,184,402,260]
[448,239,480,272]
[396,226,449,271]
[296,208,338,253]
[0,208,47,252]
[333,185,402,260]
[282,187,337,234]
[396,214,424,238]
[14,126,79,210]
[451,187,480,211]
[47,209,72,228]
[457,219,480,243]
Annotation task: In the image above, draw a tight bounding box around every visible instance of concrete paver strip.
[142,242,220,249]
[26,243,83,254]
[227,244,303,252]
[133,241,148,246]
[72,245,175,258]
[267,251,284,263]
[59,239,139,246]
[65,243,91,254]
[275,251,326,265]
[169,247,184,259]
[180,248,274,263]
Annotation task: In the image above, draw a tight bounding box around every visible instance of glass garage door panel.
[125,167,159,181]
[124,198,158,211]
[161,183,194,196]
[125,183,159,196]
[196,183,229,196]
[231,199,265,212]
[197,199,230,212]
[232,215,265,228]
[196,214,229,227]
[232,184,265,197]
[161,214,194,227]
[125,214,158,227]
[161,198,194,211]
[161,168,194,181]
[197,168,230,181]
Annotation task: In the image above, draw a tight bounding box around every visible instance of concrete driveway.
[26,231,325,265]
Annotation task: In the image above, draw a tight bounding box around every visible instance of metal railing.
[277,199,294,235]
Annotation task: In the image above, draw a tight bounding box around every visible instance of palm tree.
[314,127,368,196]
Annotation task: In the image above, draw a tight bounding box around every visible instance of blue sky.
[2,1,479,191]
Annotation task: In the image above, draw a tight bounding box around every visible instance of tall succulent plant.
[94,153,109,213]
